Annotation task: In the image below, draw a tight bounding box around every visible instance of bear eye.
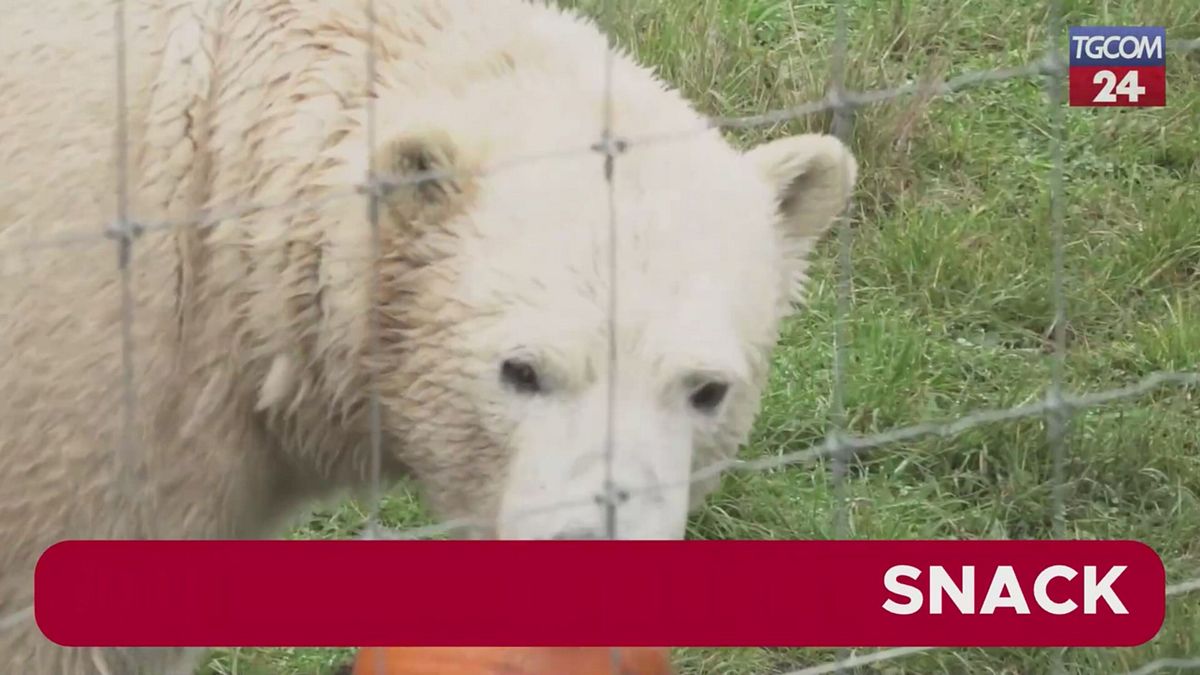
[501,359,541,394]
[689,381,729,413]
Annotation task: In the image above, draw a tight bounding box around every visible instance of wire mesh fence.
[1,0,1198,673]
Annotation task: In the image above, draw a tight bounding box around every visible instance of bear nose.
[548,527,606,540]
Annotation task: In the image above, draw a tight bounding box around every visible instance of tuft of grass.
[202,0,1199,673]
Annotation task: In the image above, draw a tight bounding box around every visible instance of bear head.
[260,23,858,541]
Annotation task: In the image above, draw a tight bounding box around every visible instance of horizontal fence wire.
[0,5,1197,675]
[2,38,1198,268]
[358,369,1200,542]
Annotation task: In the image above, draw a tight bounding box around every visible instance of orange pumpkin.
[351,647,676,675]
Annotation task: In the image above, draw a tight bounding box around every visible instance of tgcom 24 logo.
[1068,26,1167,107]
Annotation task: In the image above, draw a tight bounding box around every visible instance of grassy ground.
[200,0,1199,673]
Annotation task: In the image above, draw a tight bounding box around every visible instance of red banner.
[34,540,1164,648]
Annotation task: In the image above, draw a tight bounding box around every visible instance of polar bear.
[0,0,856,672]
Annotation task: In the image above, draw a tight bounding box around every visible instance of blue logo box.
[1068,26,1166,67]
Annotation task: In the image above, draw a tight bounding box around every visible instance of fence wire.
[600,1,623,670]
[1044,2,1069,671]
[1,2,1198,675]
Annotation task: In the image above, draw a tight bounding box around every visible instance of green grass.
[200,0,1199,673]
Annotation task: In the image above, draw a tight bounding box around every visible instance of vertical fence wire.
[599,1,625,673]
[1042,1,1071,671]
[599,0,622,544]
[1044,0,1070,543]
[827,0,855,543]
[111,2,140,667]
[827,1,856,670]
[111,0,141,535]
[363,4,386,675]
[363,0,384,543]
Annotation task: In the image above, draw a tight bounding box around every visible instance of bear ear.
[745,133,858,305]
[372,129,477,230]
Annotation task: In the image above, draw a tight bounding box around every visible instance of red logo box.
[1068,66,1166,107]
